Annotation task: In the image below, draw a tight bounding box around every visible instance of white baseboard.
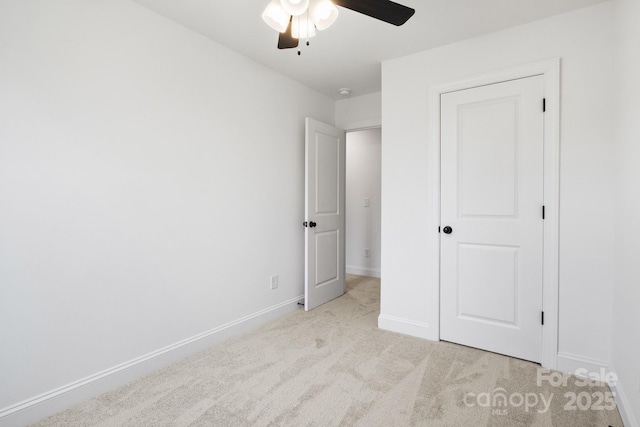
[557,353,638,427]
[378,314,434,340]
[346,266,381,278]
[0,295,303,427]
[611,380,639,427]
[609,366,639,427]
[556,352,610,377]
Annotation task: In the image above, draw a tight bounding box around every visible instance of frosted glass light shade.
[280,0,309,16]
[309,0,338,30]
[291,12,316,38]
[262,0,291,33]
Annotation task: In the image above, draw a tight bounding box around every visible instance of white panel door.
[440,76,545,362]
[305,118,346,311]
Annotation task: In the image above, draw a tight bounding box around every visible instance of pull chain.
[297,40,310,56]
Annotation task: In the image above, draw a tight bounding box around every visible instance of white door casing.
[424,59,560,369]
[440,76,545,363]
[305,118,346,311]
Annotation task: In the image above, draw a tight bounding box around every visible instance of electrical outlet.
[270,275,278,290]
[364,198,370,207]
[364,248,370,258]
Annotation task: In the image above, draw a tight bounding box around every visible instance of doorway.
[303,121,382,310]
[345,128,381,278]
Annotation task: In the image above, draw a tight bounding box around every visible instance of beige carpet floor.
[33,275,623,426]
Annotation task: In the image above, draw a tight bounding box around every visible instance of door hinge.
[542,205,545,220]
[541,311,545,325]
[543,98,546,112]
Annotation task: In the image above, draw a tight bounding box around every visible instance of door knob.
[309,221,317,228]
[443,226,453,234]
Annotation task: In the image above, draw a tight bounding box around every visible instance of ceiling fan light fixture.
[262,0,291,33]
[280,0,310,16]
[291,12,317,38]
[309,0,338,31]
[270,0,415,51]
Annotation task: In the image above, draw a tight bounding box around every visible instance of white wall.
[0,0,334,423]
[613,0,640,424]
[335,92,381,131]
[346,129,381,277]
[381,2,615,367]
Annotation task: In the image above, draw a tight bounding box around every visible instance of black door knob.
[309,221,317,228]
[443,226,453,234]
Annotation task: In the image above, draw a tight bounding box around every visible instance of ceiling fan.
[262,0,415,51]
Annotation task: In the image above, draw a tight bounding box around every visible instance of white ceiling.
[132,0,606,99]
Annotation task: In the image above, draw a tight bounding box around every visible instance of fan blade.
[334,0,415,26]
[278,17,299,49]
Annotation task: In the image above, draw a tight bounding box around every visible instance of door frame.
[426,58,560,369]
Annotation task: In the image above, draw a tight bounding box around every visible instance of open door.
[304,118,346,311]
